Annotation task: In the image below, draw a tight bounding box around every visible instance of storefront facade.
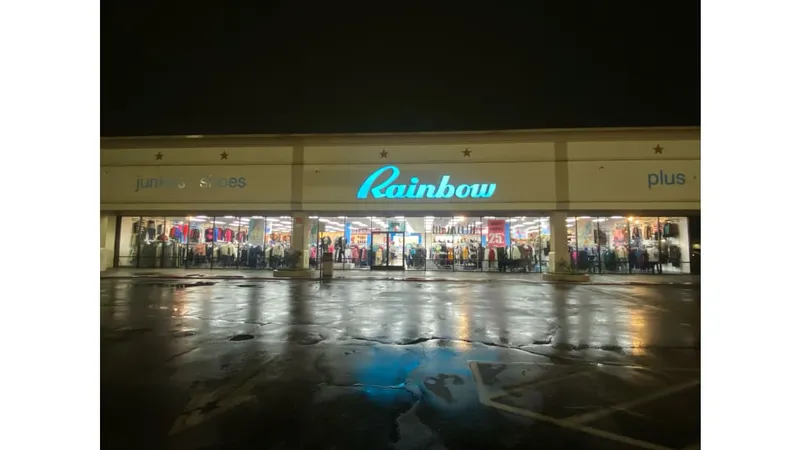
[100,127,701,275]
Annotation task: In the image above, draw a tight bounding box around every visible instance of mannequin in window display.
[320,236,332,254]
[146,220,156,240]
[335,236,344,262]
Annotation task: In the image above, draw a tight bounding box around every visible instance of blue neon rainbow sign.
[356,165,497,200]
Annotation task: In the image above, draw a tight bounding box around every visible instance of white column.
[291,213,311,269]
[548,211,570,273]
[100,214,117,271]
[100,214,108,248]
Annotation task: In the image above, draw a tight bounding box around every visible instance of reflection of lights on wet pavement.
[629,311,649,356]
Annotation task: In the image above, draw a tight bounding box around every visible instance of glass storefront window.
[574,216,599,273]
[508,216,539,273]
[628,216,663,274]
[238,216,266,269]
[480,216,502,271]
[267,216,293,268]
[660,216,690,273]
[317,216,345,268]
[137,216,165,268]
[116,216,142,267]
[186,215,211,268]
[596,216,629,273]
[453,216,482,272]
[403,217,425,271]
[111,212,692,275]
[367,216,404,268]
[565,216,576,270]
[163,216,188,268]
[387,217,406,268]
[210,216,238,268]
[344,216,371,270]
[427,216,454,271]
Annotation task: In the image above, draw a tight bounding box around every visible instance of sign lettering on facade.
[647,170,686,189]
[356,165,496,200]
[135,176,247,192]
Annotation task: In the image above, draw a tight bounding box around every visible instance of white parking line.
[169,354,279,436]
[563,378,700,425]
[490,369,594,399]
[469,361,697,450]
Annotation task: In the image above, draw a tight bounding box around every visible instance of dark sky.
[101,3,699,137]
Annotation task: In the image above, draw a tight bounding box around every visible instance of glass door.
[370,232,405,270]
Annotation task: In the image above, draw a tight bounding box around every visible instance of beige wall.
[564,140,700,211]
[302,162,557,212]
[100,128,700,213]
[100,165,293,212]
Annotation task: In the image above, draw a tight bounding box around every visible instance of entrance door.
[370,231,405,270]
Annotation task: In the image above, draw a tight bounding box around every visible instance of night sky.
[101,3,699,137]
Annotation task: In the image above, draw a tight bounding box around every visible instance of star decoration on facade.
[653,144,664,154]
[220,151,229,160]
[155,152,164,160]
[380,149,388,159]
[462,148,472,157]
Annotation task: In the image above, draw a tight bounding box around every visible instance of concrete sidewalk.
[101,267,699,285]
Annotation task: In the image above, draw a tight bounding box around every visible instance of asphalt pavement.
[100,279,700,450]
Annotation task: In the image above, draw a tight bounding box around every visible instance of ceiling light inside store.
[593,218,607,222]
[578,216,591,219]
[507,218,518,223]
[224,216,234,219]
[196,215,208,219]
[566,218,575,222]
[310,216,319,219]
[611,216,624,219]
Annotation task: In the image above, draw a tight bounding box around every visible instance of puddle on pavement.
[230,334,255,341]
[142,281,217,289]
[172,330,197,338]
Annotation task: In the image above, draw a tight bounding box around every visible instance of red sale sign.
[486,219,506,248]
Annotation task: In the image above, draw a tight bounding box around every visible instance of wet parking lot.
[101,279,700,450]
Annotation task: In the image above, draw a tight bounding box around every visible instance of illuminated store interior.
[116,214,691,274]
[116,215,294,269]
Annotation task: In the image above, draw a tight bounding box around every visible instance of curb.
[100,274,698,287]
